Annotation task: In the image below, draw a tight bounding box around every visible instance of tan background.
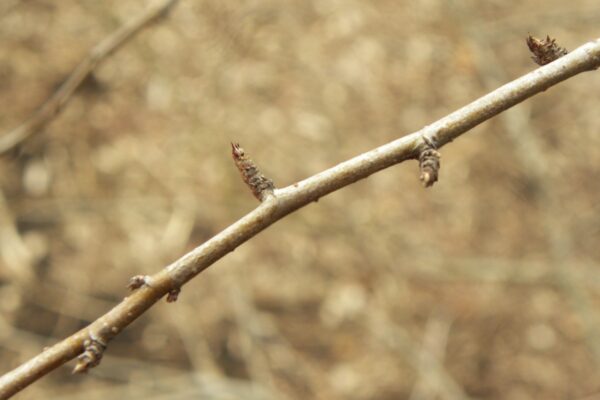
[1,1,600,399]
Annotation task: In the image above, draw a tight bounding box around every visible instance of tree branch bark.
[1,36,599,399]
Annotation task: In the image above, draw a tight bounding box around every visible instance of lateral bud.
[418,136,441,188]
[166,287,181,303]
[231,142,275,201]
[73,336,107,374]
[127,275,151,290]
[526,35,568,66]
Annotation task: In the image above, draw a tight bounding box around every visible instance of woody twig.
[1,36,600,399]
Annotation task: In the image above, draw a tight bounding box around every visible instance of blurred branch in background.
[0,0,179,155]
[54,361,278,400]
[369,258,470,400]
[463,26,600,364]
[1,34,600,399]
[368,310,468,400]
[409,313,455,400]
[226,272,335,400]
[0,188,35,285]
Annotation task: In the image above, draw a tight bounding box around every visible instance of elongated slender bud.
[231,143,275,201]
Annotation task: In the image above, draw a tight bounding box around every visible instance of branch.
[0,0,179,155]
[1,36,600,399]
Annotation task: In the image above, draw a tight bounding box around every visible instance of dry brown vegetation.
[1,1,600,399]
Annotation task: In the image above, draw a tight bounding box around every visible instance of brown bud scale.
[166,287,181,303]
[418,142,441,188]
[526,35,568,66]
[231,142,275,201]
[127,275,148,290]
[73,338,106,374]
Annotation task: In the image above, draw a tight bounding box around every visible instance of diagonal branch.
[1,37,599,399]
[0,0,179,155]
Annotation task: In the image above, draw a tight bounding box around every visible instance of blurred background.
[1,1,600,399]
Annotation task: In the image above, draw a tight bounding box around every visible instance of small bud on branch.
[526,35,568,66]
[419,137,441,188]
[231,142,275,201]
[72,337,106,374]
[166,288,181,302]
[127,275,150,290]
